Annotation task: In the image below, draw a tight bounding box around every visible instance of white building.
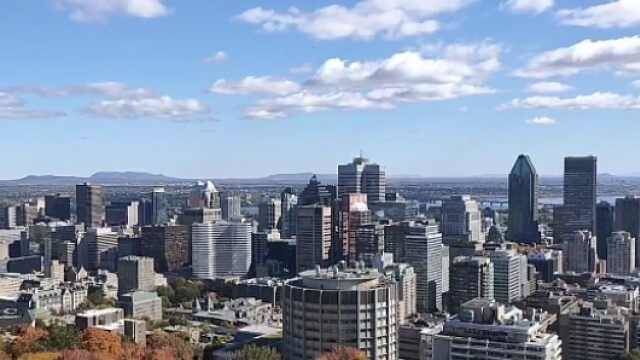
[192,221,252,279]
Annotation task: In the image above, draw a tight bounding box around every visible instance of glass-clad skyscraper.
[508,154,539,244]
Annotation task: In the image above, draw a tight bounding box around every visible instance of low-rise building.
[118,291,162,321]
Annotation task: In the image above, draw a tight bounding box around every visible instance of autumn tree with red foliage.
[318,347,367,360]
[145,330,193,360]
[80,328,123,360]
[8,326,49,358]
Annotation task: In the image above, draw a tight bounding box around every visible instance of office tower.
[177,207,220,265]
[257,198,281,232]
[299,175,337,206]
[118,256,155,294]
[528,249,563,283]
[488,249,526,304]
[191,221,252,279]
[355,223,385,260]
[78,228,119,271]
[118,236,140,258]
[558,156,597,241]
[403,227,444,312]
[188,180,220,209]
[117,291,163,321]
[432,299,562,360]
[137,198,153,226]
[123,319,146,346]
[615,196,640,267]
[140,224,188,273]
[295,205,332,272]
[151,188,168,225]
[0,206,17,229]
[449,256,494,311]
[251,231,277,275]
[337,193,371,262]
[338,156,386,203]
[282,267,398,360]
[563,230,597,274]
[559,300,630,359]
[442,195,483,260]
[596,201,614,259]
[607,231,636,275]
[16,202,38,226]
[508,154,540,244]
[280,188,298,238]
[76,183,105,228]
[105,201,139,227]
[382,262,417,323]
[44,194,71,221]
[221,195,241,221]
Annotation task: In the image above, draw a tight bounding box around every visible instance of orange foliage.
[61,349,101,360]
[9,326,49,357]
[80,329,123,360]
[318,347,367,360]
[17,352,61,360]
[145,331,193,360]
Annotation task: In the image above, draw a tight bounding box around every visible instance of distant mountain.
[0,171,192,186]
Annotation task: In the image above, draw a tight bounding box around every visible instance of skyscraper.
[563,230,597,274]
[295,205,332,272]
[76,183,105,228]
[615,196,640,267]
[44,194,71,221]
[507,154,540,244]
[596,201,614,260]
[299,175,337,207]
[140,224,188,273]
[220,194,241,221]
[191,221,252,279]
[280,188,298,238]
[402,225,444,312]
[442,195,483,260]
[337,193,371,262]
[563,156,597,235]
[338,156,386,203]
[118,256,155,294]
[449,256,494,312]
[151,188,168,225]
[257,198,281,232]
[488,248,527,304]
[607,231,636,275]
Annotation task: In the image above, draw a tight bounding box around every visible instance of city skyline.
[3,1,640,178]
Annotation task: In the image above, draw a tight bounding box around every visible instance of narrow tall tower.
[508,154,539,244]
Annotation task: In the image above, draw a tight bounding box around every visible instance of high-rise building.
[151,188,168,225]
[280,188,298,238]
[488,249,527,304]
[507,154,540,244]
[295,205,332,272]
[596,201,614,259]
[221,194,241,221]
[118,256,155,294]
[282,267,398,360]
[299,175,337,206]
[258,198,281,232]
[140,224,188,273]
[191,221,252,279]
[355,223,385,260]
[188,181,220,209]
[403,227,444,313]
[563,230,597,274]
[0,206,17,229]
[137,199,153,226]
[76,183,105,228]
[442,195,483,260]
[177,207,220,265]
[559,300,630,359]
[105,201,139,227]
[338,156,386,203]
[382,262,417,324]
[337,193,371,262]
[615,196,640,267]
[449,256,494,311]
[44,194,71,221]
[433,298,561,360]
[78,227,119,271]
[607,231,636,275]
[557,156,597,241]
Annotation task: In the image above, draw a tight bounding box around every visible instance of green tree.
[44,322,81,351]
[231,345,281,360]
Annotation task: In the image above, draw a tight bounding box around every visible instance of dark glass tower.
[615,196,640,267]
[596,201,614,260]
[508,154,539,244]
[564,156,597,234]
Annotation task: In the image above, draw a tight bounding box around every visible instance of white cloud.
[526,116,557,125]
[236,0,473,40]
[54,0,169,22]
[86,96,210,119]
[557,0,640,29]
[243,42,500,119]
[5,82,154,99]
[0,92,66,120]
[515,36,640,79]
[204,51,228,64]
[210,77,301,96]
[527,81,572,93]
[502,92,640,110]
[504,0,554,14]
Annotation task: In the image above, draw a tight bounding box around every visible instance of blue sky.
[1,0,640,178]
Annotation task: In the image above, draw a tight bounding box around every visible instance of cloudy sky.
[2,0,640,178]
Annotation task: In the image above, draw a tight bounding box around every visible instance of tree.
[80,329,123,360]
[17,352,60,360]
[44,322,81,351]
[146,331,193,360]
[318,347,367,360]
[231,345,281,360]
[8,327,49,358]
